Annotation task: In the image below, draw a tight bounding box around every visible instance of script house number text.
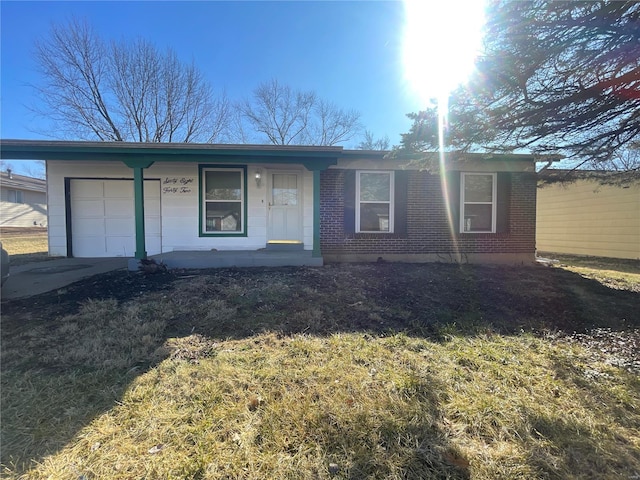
[162,177,194,194]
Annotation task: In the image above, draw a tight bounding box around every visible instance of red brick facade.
[320,169,536,259]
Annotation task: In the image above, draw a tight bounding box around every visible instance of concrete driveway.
[1,257,128,300]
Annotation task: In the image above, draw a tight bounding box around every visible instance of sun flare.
[402,0,486,106]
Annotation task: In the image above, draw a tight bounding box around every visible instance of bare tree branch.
[239,80,361,146]
[31,17,230,143]
[358,130,390,151]
[239,80,315,145]
[311,100,361,146]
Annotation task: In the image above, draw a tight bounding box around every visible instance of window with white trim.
[356,170,394,232]
[7,189,23,204]
[202,167,245,234]
[461,172,496,233]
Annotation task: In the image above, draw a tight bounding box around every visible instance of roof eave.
[0,139,343,161]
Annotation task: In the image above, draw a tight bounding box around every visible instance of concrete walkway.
[1,257,128,300]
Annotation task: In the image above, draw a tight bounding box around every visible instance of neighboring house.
[0,140,538,266]
[0,169,47,227]
[537,172,640,260]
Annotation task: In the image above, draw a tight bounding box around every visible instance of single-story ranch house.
[0,140,538,268]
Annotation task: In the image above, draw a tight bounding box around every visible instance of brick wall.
[320,169,536,256]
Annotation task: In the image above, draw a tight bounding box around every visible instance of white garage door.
[70,179,161,257]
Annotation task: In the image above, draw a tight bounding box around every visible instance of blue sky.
[1,0,426,157]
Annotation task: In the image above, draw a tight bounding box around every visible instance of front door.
[268,172,302,242]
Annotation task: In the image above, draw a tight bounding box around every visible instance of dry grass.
[541,252,640,292]
[2,261,639,479]
[1,236,48,256]
[3,329,638,479]
[0,228,51,265]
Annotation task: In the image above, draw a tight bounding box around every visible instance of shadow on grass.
[157,262,639,340]
[538,252,640,276]
[1,369,133,472]
[8,252,59,267]
[536,352,640,476]
[1,262,638,477]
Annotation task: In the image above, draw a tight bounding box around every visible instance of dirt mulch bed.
[2,261,639,375]
[2,262,638,345]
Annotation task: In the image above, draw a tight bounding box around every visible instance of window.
[356,171,394,232]
[272,174,298,206]
[201,167,245,235]
[7,189,23,204]
[461,173,496,233]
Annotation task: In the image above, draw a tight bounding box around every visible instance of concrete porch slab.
[141,250,323,270]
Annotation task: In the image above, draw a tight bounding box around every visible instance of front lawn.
[1,261,639,479]
[0,227,51,266]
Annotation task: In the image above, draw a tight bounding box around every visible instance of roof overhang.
[341,149,543,162]
[0,139,548,170]
[0,140,342,171]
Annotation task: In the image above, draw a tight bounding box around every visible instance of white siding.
[47,161,316,257]
[0,187,47,227]
[0,201,48,227]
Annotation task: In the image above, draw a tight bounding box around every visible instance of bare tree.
[311,99,361,146]
[239,80,361,146]
[0,160,45,179]
[238,80,315,145]
[358,130,390,151]
[0,160,16,174]
[226,108,256,144]
[33,17,230,143]
[23,160,46,179]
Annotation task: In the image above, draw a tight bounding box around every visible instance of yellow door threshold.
[267,240,303,245]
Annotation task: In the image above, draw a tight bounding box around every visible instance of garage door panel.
[144,202,161,216]
[73,237,107,257]
[72,218,106,236]
[73,200,105,217]
[105,237,135,257]
[105,218,135,235]
[105,181,133,197]
[144,217,161,235]
[104,199,134,216]
[71,179,161,257]
[146,237,161,254]
[73,181,104,198]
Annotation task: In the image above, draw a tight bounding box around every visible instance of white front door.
[268,172,302,242]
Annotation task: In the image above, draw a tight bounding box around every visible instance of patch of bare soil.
[1,263,638,369]
[566,328,640,373]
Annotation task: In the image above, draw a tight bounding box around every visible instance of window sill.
[199,232,247,238]
[349,232,407,239]
[457,231,509,237]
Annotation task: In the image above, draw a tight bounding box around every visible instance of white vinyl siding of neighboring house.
[0,176,48,227]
